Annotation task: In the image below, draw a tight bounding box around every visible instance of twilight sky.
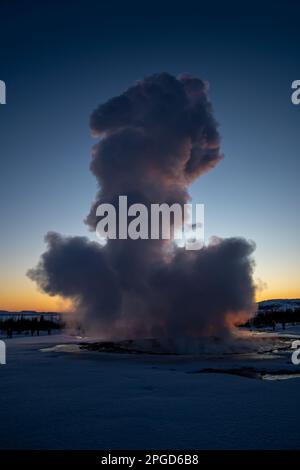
[0,0,299,311]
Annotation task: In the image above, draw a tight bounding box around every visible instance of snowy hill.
[258,299,300,312]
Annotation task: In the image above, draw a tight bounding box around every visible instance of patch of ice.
[40,344,81,353]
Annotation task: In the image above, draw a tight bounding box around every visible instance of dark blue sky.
[0,0,299,309]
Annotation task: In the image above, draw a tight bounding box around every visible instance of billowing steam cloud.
[28,73,256,338]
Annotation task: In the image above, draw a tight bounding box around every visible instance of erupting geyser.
[28,73,256,338]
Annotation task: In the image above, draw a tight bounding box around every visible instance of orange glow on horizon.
[256,289,300,303]
[0,282,73,312]
[0,296,73,313]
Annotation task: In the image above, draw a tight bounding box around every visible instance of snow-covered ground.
[0,330,300,450]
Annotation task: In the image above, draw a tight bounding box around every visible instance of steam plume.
[28,73,255,338]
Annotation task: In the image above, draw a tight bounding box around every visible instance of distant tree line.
[0,315,64,338]
[243,308,300,328]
